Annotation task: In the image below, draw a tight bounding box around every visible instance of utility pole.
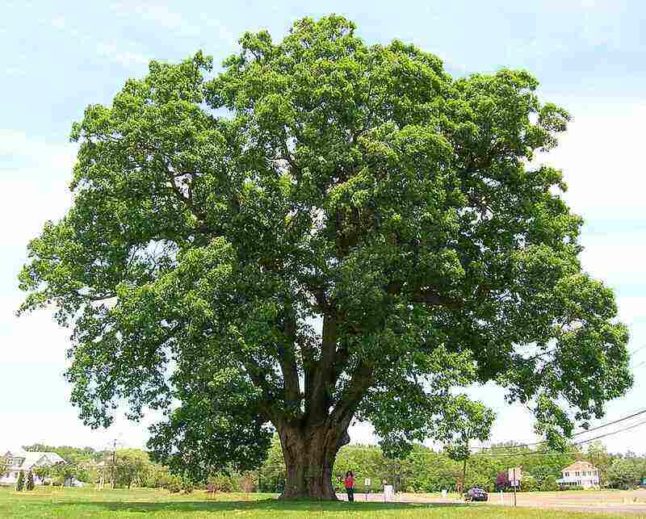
[512,468,517,507]
[111,439,117,490]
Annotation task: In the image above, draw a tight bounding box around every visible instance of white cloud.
[0,129,75,247]
[50,15,66,30]
[110,1,235,44]
[616,297,646,325]
[0,296,69,364]
[0,130,76,369]
[133,3,186,30]
[579,239,646,283]
[0,128,75,166]
[97,41,150,68]
[541,101,646,220]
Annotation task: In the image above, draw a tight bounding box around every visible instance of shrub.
[539,475,559,491]
[520,474,537,492]
[26,471,35,491]
[240,471,257,493]
[559,485,584,491]
[16,471,25,491]
[207,473,241,493]
[182,479,194,494]
[495,471,509,491]
[164,475,183,493]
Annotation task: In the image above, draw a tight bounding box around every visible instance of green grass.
[0,486,639,518]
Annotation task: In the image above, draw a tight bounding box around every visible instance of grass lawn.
[0,486,639,518]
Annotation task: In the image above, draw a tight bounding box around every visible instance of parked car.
[464,487,488,502]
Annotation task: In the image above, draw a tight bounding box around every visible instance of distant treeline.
[13,439,646,493]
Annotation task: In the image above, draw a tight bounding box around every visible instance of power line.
[630,344,646,356]
[473,417,646,458]
[570,408,646,438]
[471,408,646,454]
[572,418,646,447]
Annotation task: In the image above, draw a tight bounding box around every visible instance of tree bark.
[278,423,350,500]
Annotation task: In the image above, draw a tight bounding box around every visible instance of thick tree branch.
[328,361,374,426]
[277,311,302,408]
[386,281,461,309]
[304,312,338,424]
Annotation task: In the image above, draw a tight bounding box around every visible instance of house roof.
[562,461,597,472]
[3,450,66,470]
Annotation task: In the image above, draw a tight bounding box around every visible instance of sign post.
[364,478,371,501]
[507,467,522,507]
[513,468,517,507]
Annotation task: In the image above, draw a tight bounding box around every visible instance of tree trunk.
[278,423,349,500]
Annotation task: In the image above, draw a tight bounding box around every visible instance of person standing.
[344,471,355,502]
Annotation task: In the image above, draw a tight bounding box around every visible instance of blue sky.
[1,0,645,453]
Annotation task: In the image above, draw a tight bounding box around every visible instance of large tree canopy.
[20,15,631,499]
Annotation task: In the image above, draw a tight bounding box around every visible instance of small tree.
[33,465,51,485]
[495,471,509,491]
[539,475,559,491]
[608,458,641,489]
[16,470,25,491]
[109,449,151,488]
[26,470,35,491]
[587,442,612,486]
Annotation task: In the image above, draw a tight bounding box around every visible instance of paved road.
[338,490,646,516]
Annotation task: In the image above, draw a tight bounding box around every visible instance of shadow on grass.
[67,499,468,514]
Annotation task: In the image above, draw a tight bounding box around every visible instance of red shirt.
[344,475,354,489]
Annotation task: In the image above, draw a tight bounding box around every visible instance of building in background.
[0,450,66,486]
[557,461,600,489]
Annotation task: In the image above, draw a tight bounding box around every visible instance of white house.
[0,450,66,486]
[557,461,600,489]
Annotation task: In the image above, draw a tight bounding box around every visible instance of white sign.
[508,467,522,486]
[364,478,371,487]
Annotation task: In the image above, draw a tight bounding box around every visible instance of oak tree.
[20,16,632,499]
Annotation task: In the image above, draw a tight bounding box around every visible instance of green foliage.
[539,475,560,491]
[19,14,632,491]
[108,449,152,489]
[207,473,242,493]
[22,444,104,465]
[32,466,51,483]
[607,457,644,489]
[253,438,583,494]
[164,475,183,493]
[521,474,537,492]
[23,444,105,485]
[144,462,176,489]
[586,442,613,486]
[181,479,194,494]
[16,470,24,491]
[257,437,285,493]
[50,464,80,486]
